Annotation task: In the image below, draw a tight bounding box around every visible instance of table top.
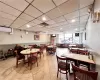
[47,45,55,48]
[56,48,95,64]
[21,49,40,55]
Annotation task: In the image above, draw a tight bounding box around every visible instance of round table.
[21,49,40,55]
[20,48,40,63]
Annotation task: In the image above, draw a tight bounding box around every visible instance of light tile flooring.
[0,50,72,80]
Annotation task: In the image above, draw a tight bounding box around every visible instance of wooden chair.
[15,51,25,68]
[28,52,38,70]
[56,55,70,80]
[70,49,78,54]
[72,64,98,80]
[37,46,44,58]
[78,49,89,55]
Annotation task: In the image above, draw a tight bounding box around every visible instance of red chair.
[72,64,98,80]
[78,49,89,55]
[15,52,25,68]
[28,52,38,70]
[70,49,78,54]
[56,55,70,80]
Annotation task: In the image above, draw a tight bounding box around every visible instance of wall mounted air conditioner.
[0,26,12,33]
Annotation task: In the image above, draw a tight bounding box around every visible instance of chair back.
[70,49,78,54]
[78,49,89,55]
[72,65,98,80]
[56,55,68,70]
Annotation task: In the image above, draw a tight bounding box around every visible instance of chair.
[37,46,44,58]
[72,64,98,80]
[15,51,25,68]
[56,55,70,80]
[78,49,89,55]
[28,52,38,70]
[70,49,78,54]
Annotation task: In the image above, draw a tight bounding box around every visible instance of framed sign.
[34,35,39,40]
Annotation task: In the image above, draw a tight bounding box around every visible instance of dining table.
[56,48,95,71]
[21,48,40,63]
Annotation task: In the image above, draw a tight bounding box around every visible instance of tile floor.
[0,50,73,80]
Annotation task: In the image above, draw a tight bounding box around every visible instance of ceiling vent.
[39,22,49,27]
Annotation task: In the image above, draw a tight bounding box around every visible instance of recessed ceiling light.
[60,28,62,30]
[71,19,76,23]
[26,31,28,34]
[42,16,46,21]
[26,24,31,28]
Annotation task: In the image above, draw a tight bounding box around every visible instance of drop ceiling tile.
[53,0,68,6]
[24,5,43,18]
[0,0,29,11]
[19,13,34,21]
[80,7,89,16]
[32,0,55,13]
[64,11,79,20]
[26,0,33,3]
[37,15,51,22]
[0,11,16,20]
[32,19,42,24]
[46,20,56,25]
[58,0,79,15]
[11,18,28,28]
[54,16,66,23]
[68,17,79,23]
[0,16,13,26]
[46,8,62,19]
[80,0,94,8]
[57,21,68,26]
[0,2,21,16]
[80,15,89,21]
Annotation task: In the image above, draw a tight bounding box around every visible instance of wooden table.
[21,49,40,55]
[56,48,95,70]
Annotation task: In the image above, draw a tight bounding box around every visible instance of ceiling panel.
[53,0,68,6]
[0,0,29,11]
[57,21,68,26]
[80,15,89,21]
[11,18,28,28]
[68,17,79,23]
[46,8,62,19]
[0,11,16,20]
[25,0,33,3]
[80,0,94,8]
[54,16,66,23]
[58,0,79,15]
[19,13,34,21]
[0,2,21,16]
[80,7,89,16]
[64,11,79,20]
[37,15,51,22]
[24,5,43,17]
[46,20,56,25]
[32,0,55,13]
[0,16,13,26]
[32,19,42,24]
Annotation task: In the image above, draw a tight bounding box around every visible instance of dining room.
[0,0,100,80]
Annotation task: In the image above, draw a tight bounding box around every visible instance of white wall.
[0,29,50,45]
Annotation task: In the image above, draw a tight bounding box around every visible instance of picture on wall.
[34,35,39,40]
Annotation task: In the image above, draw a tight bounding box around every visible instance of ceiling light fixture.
[71,19,76,23]
[26,24,31,28]
[60,28,62,30]
[42,16,46,21]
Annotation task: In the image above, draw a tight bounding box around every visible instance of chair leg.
[36,58,38,67]
[57,68,59,78]
[16,60,18,68]
[66,73,68,80]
